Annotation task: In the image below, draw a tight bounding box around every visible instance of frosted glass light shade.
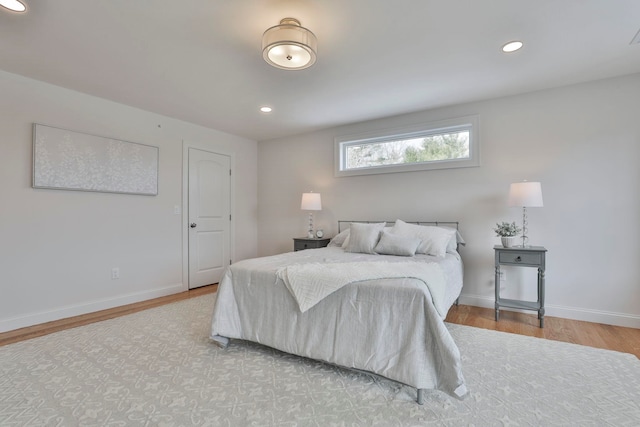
[263,18,317,70]
[301,192,322,211]
[0,0,26,12]
[508,181,543,207]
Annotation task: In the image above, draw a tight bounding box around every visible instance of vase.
[501,236,517,248]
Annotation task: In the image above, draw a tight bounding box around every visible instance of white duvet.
[210,247,467,399]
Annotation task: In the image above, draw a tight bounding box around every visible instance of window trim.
[334,115,479,177]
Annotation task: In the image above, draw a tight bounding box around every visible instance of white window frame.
[334,115,479,177]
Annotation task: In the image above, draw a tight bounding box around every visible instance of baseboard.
[0,283,187,333]
[458,294,640,329]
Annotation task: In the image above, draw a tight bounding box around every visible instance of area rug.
[0,293,638,426]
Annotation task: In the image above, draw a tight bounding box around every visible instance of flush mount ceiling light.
[502,40,523,53]
[262,18,317,70]
[0,0,26,12]
[260,106,273,113]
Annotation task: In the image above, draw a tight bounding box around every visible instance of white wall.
[0,70,258,332]
[258,73,640,328]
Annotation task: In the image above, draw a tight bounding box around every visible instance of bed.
[210,220,468,404]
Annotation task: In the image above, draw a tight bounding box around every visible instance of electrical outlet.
[111,267,120,279]
[174,205,181,215]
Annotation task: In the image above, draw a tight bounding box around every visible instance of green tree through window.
[403,132,469,164]
[345,132,469,169]
[335,116,479,177]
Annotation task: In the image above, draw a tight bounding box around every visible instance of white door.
[188,148,231,289]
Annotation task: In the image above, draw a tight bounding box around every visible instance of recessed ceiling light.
[0,0,26,12]
[502,41,523,53]
[260,106,273,113]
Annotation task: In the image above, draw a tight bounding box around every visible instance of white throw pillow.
[344,222,386,254]
[442,226,466,253]
[341,225,392,248]
[374,231,421,257]
[390,219,456,258]
[328,229,350,247]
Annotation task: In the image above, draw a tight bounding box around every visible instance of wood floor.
[445,304,640,358]
[2,285,639,359]
[0,285,216,347]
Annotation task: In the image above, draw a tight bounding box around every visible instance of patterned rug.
[1,293,638,426]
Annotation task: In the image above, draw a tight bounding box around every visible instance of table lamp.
[508,181,543,247]
[301,192,322,238]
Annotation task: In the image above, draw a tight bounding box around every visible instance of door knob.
[190,223,197,228]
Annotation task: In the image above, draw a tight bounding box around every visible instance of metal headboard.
[338,220,459,233]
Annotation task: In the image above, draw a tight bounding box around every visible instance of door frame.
[182,140,235,289]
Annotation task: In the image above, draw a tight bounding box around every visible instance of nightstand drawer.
[498,251,541,266]
[294,241,314,251]
[293,238,330,251]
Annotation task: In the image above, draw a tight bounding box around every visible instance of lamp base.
[307,212,314,239]
[520,206,529,248]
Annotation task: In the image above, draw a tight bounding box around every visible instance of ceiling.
[1,0,640,142]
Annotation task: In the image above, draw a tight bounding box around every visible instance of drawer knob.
[515,256,522,262]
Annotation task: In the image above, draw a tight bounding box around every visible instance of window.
[334,116,479,177]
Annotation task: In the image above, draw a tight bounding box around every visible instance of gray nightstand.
[494,245,547,328]
[293,237,330,251]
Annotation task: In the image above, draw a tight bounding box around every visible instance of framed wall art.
[33,124,158,196]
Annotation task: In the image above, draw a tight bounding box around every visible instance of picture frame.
[32,124,158,196]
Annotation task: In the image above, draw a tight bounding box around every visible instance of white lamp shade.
[262,18,317,70]
[301,192,322,211]
[508,182,543,207]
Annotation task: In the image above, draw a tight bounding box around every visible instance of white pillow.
[328,229,350,247]
[340,225,392,248]
[390,219,456,258]
[344,222,386,254]
[374,231,421,257]
[442,226,466,253]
